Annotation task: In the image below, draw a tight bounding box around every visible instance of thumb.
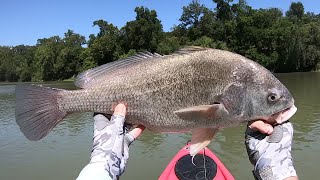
[125,125,145,146]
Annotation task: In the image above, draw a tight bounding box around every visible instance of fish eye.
[267,93,280,102]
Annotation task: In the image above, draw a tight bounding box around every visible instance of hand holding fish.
[245,120,298,180]
[77,104,145,180]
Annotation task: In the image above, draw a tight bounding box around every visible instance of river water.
[0,72,319,180]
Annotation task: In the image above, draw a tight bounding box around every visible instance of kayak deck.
[159,144,235,180]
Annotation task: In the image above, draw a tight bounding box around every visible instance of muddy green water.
[0,72,319,180]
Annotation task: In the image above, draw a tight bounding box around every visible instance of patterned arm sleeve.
[77,113,135,180]
[245,121,297,180]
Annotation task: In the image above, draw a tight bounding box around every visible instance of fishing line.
[191,155,196,166]
[203,148,207,179]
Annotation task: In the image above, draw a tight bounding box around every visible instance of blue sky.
[1,0,319,46]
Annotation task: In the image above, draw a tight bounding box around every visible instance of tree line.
[1,0,320,82]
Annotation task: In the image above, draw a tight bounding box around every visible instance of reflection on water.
[0,73,320,180]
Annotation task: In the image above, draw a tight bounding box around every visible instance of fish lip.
[271,105,291,116]
[269,102,297,124]
[271,100,294,116]
[251,101,296,122]
[273,106,291,117]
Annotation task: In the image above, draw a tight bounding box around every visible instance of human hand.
[90,104,145,179]
[245,120,298,180]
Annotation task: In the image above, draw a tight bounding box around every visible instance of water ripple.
[1,73,320,180]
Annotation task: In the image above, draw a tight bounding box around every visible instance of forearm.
[77,104,144,180]
[77,105,131,180]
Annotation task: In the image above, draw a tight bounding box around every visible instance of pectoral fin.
[174,105,220,121]
[189,128,219,156]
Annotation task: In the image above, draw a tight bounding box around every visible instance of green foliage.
[14,45,35,81]
[119,49,137,59]
[57,30,86,79]
[213,0,233,21]
[1,2,320,82]
[78,48,96,72]
[121,6,163,53]
[180,0,207,28]
[0,47,16,81]
[193,36,216,48]
[286,2,304,20]
[177,0,208,41]
[33,36,62,81]
[32,31,85,81]
[90,20,122,65]
[0,46,35,82]
[157,36,180,54]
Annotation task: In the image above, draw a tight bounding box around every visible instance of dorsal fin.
[170,46,210,56]
[74,51,163,88]
[74,46,211,89]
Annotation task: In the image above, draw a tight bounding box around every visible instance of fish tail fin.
[15,84,67,141]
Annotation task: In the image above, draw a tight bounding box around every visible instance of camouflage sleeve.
[245,121,297,180]
[77,113,135,180]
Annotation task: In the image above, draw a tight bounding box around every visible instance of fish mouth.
[253,102,297,124]
[269,104,297,124]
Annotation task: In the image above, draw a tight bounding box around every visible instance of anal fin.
[189,128,219,156]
